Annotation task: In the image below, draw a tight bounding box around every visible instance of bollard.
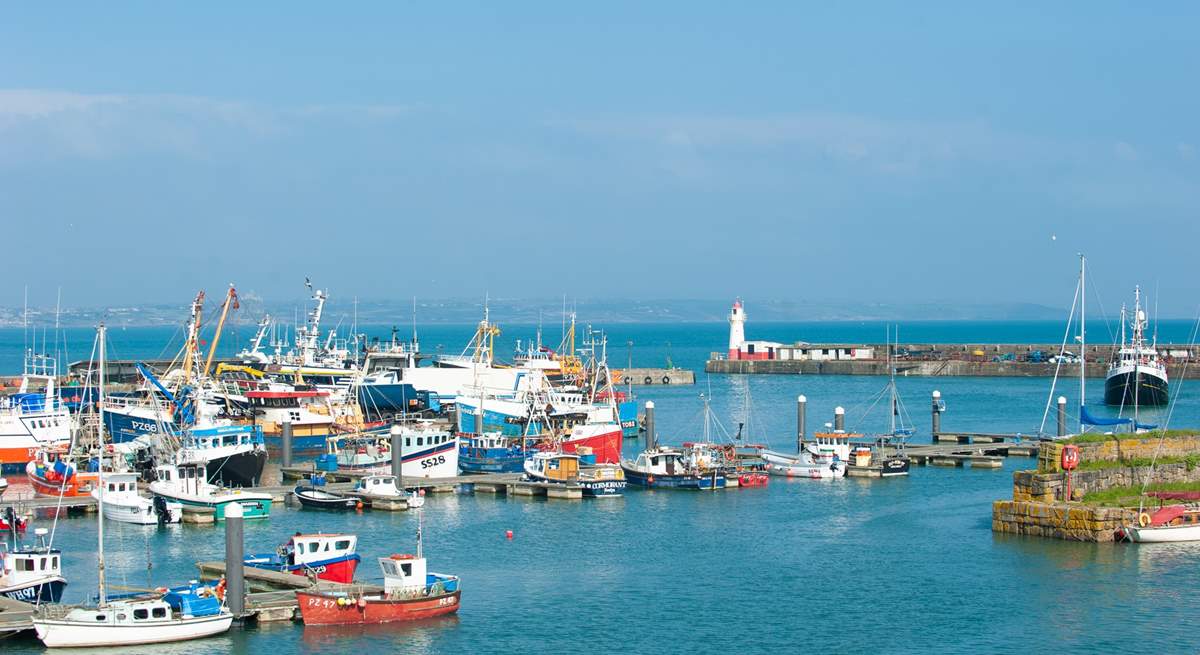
[391,427,404,490]
[834,406,845,432]
[224,502,245,618]
[474,407,484,435]
[645,401,656,451]
[281,421,293,469]
[1057,396,1067,438]
[796,395,807,453]
[932,391,942,436]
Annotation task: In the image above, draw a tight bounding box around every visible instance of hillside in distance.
[0,296,1066,328]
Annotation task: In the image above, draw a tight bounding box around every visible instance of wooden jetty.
[0,596,35,638]
[195,560,385,622]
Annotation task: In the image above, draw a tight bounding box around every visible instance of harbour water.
[4,321,1200,653]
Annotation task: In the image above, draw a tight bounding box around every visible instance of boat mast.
[97,322,107,606]
[1078,254,1086,434]
[203,284,238,379]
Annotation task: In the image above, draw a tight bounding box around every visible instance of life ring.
[662,376,670,385]
[1138,512,1152,528]
[643,376,653,385]
[214,578,227,601]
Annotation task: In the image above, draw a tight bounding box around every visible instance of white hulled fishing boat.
[91,472,182,525]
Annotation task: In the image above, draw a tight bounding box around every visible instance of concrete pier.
[621,368,695,385]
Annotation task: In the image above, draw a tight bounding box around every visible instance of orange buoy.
[356,501,364,510]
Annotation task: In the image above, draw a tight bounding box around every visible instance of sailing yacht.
[32,323,234,648]
[1104,287,1169,407]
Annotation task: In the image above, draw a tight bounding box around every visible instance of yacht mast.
[1078,255,1086,434]
[97,322,107,606]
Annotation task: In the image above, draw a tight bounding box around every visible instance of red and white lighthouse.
[728,299,746,358]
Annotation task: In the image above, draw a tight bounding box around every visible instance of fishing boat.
[149,463,272,520]
[0,527,66,603]
[245,533,361,583]
[1105,287,1169,407]
[0,352,72,470]
[294,485,361,511]
[24,448,101,498]
[295,516,460,625]
[330,423,458,478]
[176,424,268,488]
[351,475,425,509]
[92,472,182,525]
[622,446,726,490]
[761,448,846,479]
[458,432,529,474]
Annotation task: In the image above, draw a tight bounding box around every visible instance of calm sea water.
[4,321,1200,653]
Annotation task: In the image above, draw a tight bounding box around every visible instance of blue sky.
[2,4,1198,315]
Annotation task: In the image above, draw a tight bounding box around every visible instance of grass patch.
[1082,481,1200,507]
[1075,453,1200,472]
[1065,429,1200,445]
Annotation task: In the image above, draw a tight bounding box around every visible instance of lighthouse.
[728,299,746,359]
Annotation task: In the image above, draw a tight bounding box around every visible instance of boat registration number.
[438,596,456,606]
[420,456,446,469]
[130,420,161,434]
[4,586,40,601]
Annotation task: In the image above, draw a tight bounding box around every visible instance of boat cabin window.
[18,558,33,571]
[405,437,412,447]
[400,562,412,576]
[133,609,149,620]
[651,456,660,466]
[95,614,106,621]
[334,540,351,550]
[40,557,47,570]
[417,437,424,446]
[152,607,167,618]
[51,556,58,568]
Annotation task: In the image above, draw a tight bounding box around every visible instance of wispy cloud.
[0,89,414,162]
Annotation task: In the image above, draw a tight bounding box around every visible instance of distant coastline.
[0,297,1081,329]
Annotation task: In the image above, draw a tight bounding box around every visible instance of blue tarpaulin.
[1080,405,1158,431]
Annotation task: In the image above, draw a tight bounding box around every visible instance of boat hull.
[205,449,268,488]
[580,478,626,497]
[295,487,360,511]
[0,577,66,604]
[33,612,233,647]
[1122,523,1200,543]
[880,456,911,477]
[1104,368,1168,406]
[97,495,183,525]
[355,383,426,420]
[245,554,360,584]
[149,490,272,521]
[621,467,725,490]
[296,590,460,625]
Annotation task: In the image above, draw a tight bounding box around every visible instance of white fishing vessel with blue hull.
[0,528,66,604]
[329,423,459,478]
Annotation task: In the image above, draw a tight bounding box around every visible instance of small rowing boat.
[294,485,360,511]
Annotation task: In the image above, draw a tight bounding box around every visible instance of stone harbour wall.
[1038,436,1200,473]
[994,434,1200,542]
[1013,462,1200,503]
[992,501,1135,542]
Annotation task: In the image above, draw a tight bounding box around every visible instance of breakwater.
[707,341,1200,378]
[992,435,1200,541]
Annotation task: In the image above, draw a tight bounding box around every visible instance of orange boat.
[24,449,100,498]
